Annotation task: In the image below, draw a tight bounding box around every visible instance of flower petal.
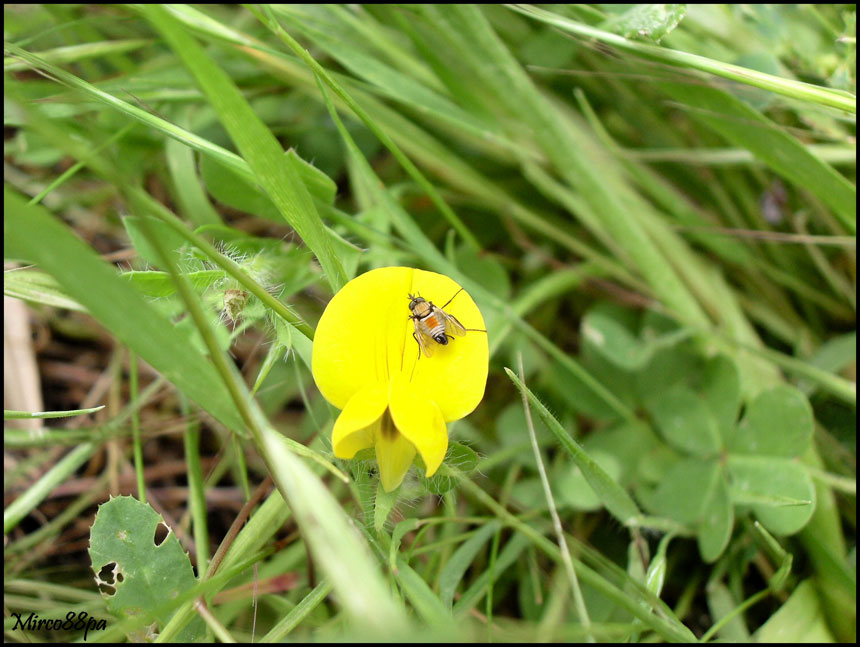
[332,383,388,459]
[402,270,489,421]
[389,376,448,477]
[312,267,414,409]
[375,413,417,492]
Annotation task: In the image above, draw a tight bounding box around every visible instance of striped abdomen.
[418,312,448,344]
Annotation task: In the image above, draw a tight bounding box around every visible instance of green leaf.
[439,521,501,609]
[5,405,104,420]
[582,305,650,371]
[652,457,720,525]
[392,556,453,627]
[706,582,751,642]
[260,428,409,635]
[731,386,813,457]
[637,444,680,485]
[655,79,856,233]
[727,455,816,535]
[271,4,525,161]
[583,422,658,487]
[424,442,479,495]
[3,39,153,71]
[389,518,420,573]
[165,120,222,227]
[3,268,86,311]
[551,351,633,421]
[174,307,232,354]
[754,580,835,642]
[453,246,511,300]
[634,341,703,405]
[505,368,641,524]
[648,385,722,456]
[699,355,741,444]
[4,189,246,431]
[141,5,347,291]
[262,581,333,642]
[200,154,281,222]
[122,270,226,298]
[555,449,622,511]
[199,151,336,219]
[508,5,855,113]
[88,496,205,642]
[453,532,530,617]
[286,150,339,206]
[798,332,857,397]
[645,533,672,597]
[697,473,733,562]
[374,481,399,532]
[751,521,794,593]
[4,442,97,534]
[255,4,482,252]
[122,215,191,271]
[605,4,688,42]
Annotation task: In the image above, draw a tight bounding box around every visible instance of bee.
[407,288,484,358]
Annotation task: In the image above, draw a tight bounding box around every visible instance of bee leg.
[452,314,486,333]
[412,332,422,362]
[440,287,464,310]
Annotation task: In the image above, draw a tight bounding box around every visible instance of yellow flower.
[312,267,488,491]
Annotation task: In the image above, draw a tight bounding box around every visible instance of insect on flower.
[312,267,488,491]
[408,288,486,358]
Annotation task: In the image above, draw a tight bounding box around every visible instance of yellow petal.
[402,270,489,421]
[374,411,417,492]
[312,267,413,409]
[331,383,387,459]
[389,376,448,477]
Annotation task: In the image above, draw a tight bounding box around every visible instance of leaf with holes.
[88,495,205,641]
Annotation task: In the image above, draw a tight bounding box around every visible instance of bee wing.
[440,310,467,337]
[412,320,436,357]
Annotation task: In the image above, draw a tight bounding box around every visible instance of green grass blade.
[4,188,246,431]
[4,406,105,420]
[509,4,856,113]
[439,521,501,609]
[3,268,87,311]
[259,429,411,637]
[504,368,642,524]
[261,580,333,642]
[252,4,482,253]
[3,39,152,71]
[4,442,96,533]
[656,79,856,234]
[140,5,346,292]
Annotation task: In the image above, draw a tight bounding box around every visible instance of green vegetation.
[4,4,855,642]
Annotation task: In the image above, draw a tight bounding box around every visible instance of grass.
[4,4,856,643]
